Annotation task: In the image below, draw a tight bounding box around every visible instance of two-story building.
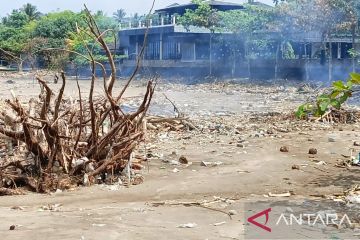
[118,1,245,77]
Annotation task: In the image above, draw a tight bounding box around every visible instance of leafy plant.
[296,73,360,118]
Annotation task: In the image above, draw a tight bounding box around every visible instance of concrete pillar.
[337,42,341,59]
[136,42,139,58]
[159,34,163,60]
[161,17,164,26]
[177,43,181,56]
[172,15,176,25]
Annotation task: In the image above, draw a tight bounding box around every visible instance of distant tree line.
[0,4,136,70]
[1,1,360,77]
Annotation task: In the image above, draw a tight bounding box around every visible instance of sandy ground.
[0,72,360,239]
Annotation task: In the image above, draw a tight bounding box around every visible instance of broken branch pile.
[0,74,154,193]
[0,8,156,194]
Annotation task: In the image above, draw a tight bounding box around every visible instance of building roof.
[155,1,244,15]
[246,1,272,8]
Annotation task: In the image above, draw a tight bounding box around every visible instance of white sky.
[0,0,274,17]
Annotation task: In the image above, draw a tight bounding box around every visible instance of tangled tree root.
[0,7,156,194]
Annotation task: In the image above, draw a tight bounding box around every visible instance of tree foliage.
[0,4,120,69]
[113,9,126,23]
[178,0,219,31]
[21,3,42,21]
[2,10,29,28]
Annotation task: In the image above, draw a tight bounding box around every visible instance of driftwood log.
[0,7,155,193]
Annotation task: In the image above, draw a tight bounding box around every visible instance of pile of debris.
[305,109,360,124]
[145,116,196,132]
[0,9,155,195]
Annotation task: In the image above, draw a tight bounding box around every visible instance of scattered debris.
[131,174,144,185]
[346,195,360,204]
[0,188,24,196]
[150,198,236,219]
[92,223,106,227]
[146,116,196,132]
[10,206,24,210]
[354,141,360,147]
[268,192,291,197]
[213,221,226,226]
[327,185,360,204]
[201,161,223,167]
[177,223,197,228]
[292,164,300,170]
[228,210,238,216]
[38,203,62,212]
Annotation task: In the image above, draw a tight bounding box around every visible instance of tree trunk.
[245,41,251,80]
[231,49,235,77]
[328,37,332,83]
[275,42,280,81]
[352,25,356,72]
[209,33,212,76]
[304,42,309,81]
[18,61,23,72]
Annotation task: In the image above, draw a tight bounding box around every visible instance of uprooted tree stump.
[0,7,155,194]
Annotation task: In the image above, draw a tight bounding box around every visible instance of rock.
[292,164,300,170]
[280,146,289,152]
[179,156,188,164]
[328,137,336,142]
[354,141,360,147]
[308,148,318,155]
[9,225,15,230]
[267,129,274,135]
[6,80,15,84]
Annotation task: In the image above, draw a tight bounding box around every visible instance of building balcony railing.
[119,15,177,30]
